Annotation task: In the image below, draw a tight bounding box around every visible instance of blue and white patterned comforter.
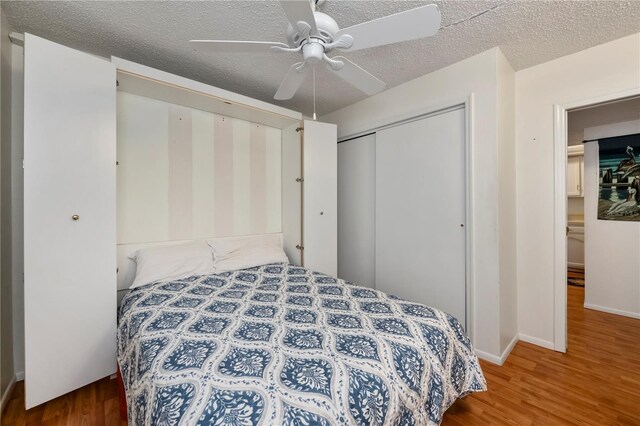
[118,263,486,425]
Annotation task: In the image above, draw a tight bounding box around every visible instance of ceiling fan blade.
[274,62,309,100]
[190,40,290,53]
[329,57,386,95]
[335,4,441,52]
[280,0,318,34]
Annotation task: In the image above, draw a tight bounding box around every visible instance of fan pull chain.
[312,66,317,120]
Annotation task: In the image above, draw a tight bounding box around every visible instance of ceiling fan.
[190,0,441,106]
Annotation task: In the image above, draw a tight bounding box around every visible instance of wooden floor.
[2,286,638,425]
[1,376,126,426]
[444,285,640,425]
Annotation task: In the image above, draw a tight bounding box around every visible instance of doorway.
[555,91,640,352]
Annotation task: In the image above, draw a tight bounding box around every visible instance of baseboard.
[567,262,584,269]
[475,349,501,365]
[584,303,640,319]
[518,333,555,350]
[0,374,16,415]
[499,334,519,365]
[15,371,24,381]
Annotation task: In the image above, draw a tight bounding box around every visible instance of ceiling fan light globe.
[302,42,324,64]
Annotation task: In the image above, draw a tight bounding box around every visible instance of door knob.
[72,214,79,221]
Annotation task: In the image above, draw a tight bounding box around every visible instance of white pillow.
[208,234,289,273]
[128,241,215,289]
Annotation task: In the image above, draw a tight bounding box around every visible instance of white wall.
[497,50,518,354]
[516,33,640,347]
[117,92,282,244]
[568,98,640,146]
[10,43,24,381]
[1,9,16,405]
[322,47,517,362]
[583,120,640,318]
[568,198,584,216]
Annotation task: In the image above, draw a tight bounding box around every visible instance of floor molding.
[518,333,555,350]
[499,333,519,365]
[474,349,501,365]
[584,303,640,319]
[15,371,24,381]
[475,333,520,366]
[0,374,16,415]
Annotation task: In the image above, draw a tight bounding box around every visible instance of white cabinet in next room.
[567,145,585,197]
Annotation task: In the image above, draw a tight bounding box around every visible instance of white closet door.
[24,34,116,408]
[375,108,466,325]
[303,120,337,276]
[337,134,375,288]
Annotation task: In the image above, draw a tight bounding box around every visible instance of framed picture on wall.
[597,133,640,221]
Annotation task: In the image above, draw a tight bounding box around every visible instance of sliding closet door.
[24,34,116,408]
[337,134,375,288]
[376,108,466,325]
[303,120,337,276]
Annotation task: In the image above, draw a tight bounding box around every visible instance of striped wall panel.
[116,92,282,244]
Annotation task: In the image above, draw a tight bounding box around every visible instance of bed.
[117,262,486,425]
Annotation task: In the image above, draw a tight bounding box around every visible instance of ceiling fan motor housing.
[287,12,340,46]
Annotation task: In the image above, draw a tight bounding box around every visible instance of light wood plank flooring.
[3,286,638,425]
[444,285,640,425]
[2,375,125,425]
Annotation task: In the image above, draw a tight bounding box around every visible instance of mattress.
[117,263,486,425]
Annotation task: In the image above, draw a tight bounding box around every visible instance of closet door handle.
[72,214,80,221]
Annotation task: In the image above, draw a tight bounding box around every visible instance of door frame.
[552,87,640,352]
[337,95,475,340]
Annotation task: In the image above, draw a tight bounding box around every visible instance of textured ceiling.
[3,1,640,116]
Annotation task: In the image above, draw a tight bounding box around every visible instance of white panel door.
[303,120,337,276]
[337,134,376,287]
[282,122,302,265]
[24,34,116,408]
[376,108,466,325]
